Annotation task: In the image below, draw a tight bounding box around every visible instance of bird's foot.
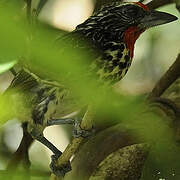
[47,117,94,138]
[50,152,72,177]
[73,118,94,138]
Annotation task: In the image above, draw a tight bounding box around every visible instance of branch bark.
[89,144,150,180]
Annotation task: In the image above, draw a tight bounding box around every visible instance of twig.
[94,0,173,13]
[148,54,180,99]
[6,123,34,171]
[175,0,180,12]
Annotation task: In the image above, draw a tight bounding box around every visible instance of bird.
[5,1,177,177]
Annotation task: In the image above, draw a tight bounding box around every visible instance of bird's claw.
[73,120,94,138]
[50,153,71,177]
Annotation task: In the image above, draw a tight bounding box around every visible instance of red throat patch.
[134,2,149,11]
[123,26,144,58]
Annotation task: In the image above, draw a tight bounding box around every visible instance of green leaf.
[0,60,17,74]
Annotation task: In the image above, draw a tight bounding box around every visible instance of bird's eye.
[126,7,138,16]
[122,5,140,17]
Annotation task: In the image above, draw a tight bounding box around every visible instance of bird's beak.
[138,10,178,29]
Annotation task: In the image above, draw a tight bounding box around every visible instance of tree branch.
[50,106,94,180]
[94,0,174,12]
[65,125,142,180]
[175,0,180,12]
[148,54,180,99]
[6,123,33,171]
[89,144,150,180]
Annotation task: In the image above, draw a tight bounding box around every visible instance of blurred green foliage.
[0,170,49,180]
[0,1,179,180]
[0,61,17,74]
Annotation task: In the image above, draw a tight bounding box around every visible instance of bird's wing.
[8,69,39,91]
[55,30,101,59]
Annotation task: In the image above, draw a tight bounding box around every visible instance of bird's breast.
[91,42,132,84]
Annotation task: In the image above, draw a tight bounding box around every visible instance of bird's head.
[76,2,177,58]
[101,2,177,30]
[112,2,178,57]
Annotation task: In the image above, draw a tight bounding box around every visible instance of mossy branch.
[89,144,150,180]
[148,54,180,99]
[64,125,141,180]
